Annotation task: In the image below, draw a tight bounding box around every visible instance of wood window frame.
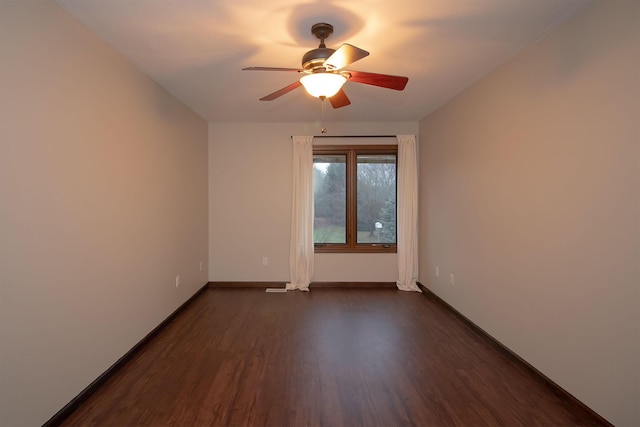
[313,144,398,254]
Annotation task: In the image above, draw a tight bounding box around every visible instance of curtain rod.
[291,135,399,138]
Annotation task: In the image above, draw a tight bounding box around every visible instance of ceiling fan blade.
[329,89,351,109]
[324,44,369,70]
[347,71,408,91]
[259,81,302,101]
[243,67,301,72]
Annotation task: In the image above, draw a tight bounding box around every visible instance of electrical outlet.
[449,274,455,286]
[435,266,439,277]
[175,275,180,287]
[262,257,268,266]
[199,261,203,271]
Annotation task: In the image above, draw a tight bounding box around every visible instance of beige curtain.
[396,135,421,292]
[286,136,314,291]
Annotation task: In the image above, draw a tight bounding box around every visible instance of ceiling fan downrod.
[311,22,333,47]
[303,23,337,71]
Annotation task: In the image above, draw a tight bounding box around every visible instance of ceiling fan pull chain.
[320,97,328,134]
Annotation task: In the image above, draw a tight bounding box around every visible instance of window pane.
[313,154,346,244]
[356,154,396,244]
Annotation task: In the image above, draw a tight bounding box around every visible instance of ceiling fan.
[243,23,409,108]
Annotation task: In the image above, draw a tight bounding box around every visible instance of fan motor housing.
[302,47,336,71]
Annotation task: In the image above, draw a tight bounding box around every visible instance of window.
[313,145,397,253]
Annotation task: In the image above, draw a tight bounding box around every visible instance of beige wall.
[0,2,208,426]
[208,121,417,283]
[418,2,639,425]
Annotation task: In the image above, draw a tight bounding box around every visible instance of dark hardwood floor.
[61,288,606,426]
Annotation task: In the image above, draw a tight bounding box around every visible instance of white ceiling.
[55,0,591,123]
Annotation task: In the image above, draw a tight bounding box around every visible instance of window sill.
[314,244,397,254]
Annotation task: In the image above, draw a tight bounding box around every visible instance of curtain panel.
[286,136,314,291]
[396,135,421,292]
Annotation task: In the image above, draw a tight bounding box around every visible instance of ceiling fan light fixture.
[300,73,347,98]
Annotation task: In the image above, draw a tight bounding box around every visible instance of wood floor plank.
[61,288,607,426]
